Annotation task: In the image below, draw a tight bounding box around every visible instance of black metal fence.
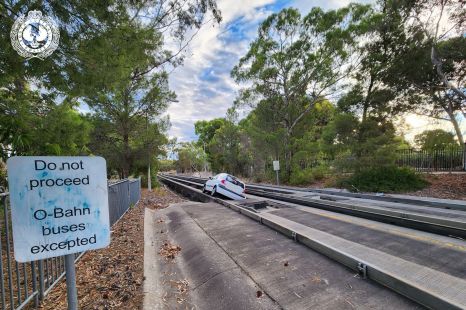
[0,178,141,309]
[396,148,466,172]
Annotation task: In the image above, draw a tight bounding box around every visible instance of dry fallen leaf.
[35,187,185,310]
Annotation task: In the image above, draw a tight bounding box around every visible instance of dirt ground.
[308,173,466,200]
[403,173,466,200]
[39,187,184,310]
[186,172,466,201]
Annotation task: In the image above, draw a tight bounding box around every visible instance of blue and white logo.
[10,10,59,60]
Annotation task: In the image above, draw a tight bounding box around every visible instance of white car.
[202,173,246,200]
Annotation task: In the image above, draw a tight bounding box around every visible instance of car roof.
[216,173,241,180]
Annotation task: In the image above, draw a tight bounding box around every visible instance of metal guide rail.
[159,174,466,238]
[158,174,466,310]
[167,174,466,211]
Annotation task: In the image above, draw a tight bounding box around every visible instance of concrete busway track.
[145,203,421,310]
[158,174,466,310]
[159,174,466,239]
[171,175,466,212]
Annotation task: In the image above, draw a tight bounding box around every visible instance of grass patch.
[338,166,429,193]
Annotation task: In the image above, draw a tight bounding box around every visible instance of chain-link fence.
[0,178,141,309]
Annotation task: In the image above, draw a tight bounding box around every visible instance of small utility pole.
[146,112,152,191]
[147,164,151,191]
[273,160,280,185]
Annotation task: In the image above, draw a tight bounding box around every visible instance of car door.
[224,175,245,197]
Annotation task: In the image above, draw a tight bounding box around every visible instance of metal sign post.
[65,254,78,310]
[273,160,280,185]
[7,156,111,310]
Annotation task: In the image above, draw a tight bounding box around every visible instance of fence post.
[463,143,466,171]
[38,260,45,301]
[31,260,39,307]
[139,177,142,201]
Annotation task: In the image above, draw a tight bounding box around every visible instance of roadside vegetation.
[176,0,465,193]
[0,0,221,185]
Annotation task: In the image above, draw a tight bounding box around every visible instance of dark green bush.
[338,166,428,193]
[311,165,329,180]
[140,173,159,189]
[290,168,314,185]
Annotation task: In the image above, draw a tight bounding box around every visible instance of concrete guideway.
[247,187,466,238]
[144,202,421,309]
[143,205,280,310]
[179,175,466,212]
[158,174,466,309]
[247,184,466,212]
[164,174,466,238]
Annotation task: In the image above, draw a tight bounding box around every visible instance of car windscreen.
[227,175,245,188]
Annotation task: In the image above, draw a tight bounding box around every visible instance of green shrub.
[0,167,6,190]
[311,165,329,180]
[338,166,428,193]
[140,173,159,189]
[290,168,314,185]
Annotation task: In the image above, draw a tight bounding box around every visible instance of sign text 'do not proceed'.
[7,156,110,262]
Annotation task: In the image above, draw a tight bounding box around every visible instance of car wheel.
[202,185,207,193]
[211,186,217,197]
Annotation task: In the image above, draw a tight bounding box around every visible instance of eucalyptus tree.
[0,0,221,95]
[370,0,466,144]
[388,36,465,144]
[338,0,465,145]
[415,129,458,151]
[0,0,222,177]
[232,5,373,177]
[409,0,465,106]
[74,0,222,177]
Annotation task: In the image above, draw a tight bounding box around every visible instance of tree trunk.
[444,103,464,145]
[121,93,132,179]
[431,47,466,102]
[362,74,374,122]
[284,130,292,180]
[122,132,130,178]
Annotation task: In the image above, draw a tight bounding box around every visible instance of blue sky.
[165,0,463,142]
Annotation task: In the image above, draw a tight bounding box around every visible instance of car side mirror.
[208,177,212,180]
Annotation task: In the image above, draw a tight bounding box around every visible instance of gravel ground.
[38,187,185,310]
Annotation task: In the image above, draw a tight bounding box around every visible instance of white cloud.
[165,0,463,144]
[165,0,277,141]
[166,0,379,142]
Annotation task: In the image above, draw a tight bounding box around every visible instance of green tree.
[414,129,458,151]
[320,113,407,171]
[87,113,169,178]
[1,0,222,179]
[175,142,207,173]
[387,36,466,144]
[0,85,90,158]
[365,0,466,144]
[194,118,227,152]
[209,121,243,174]
[232,5,373,178]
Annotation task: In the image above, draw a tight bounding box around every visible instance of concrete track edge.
[163,174,466,238]
[159,174,466,310]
